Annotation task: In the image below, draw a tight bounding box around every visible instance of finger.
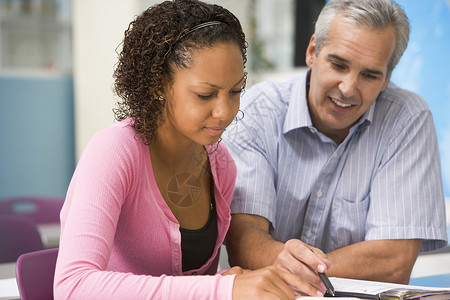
[285,239,331,272]
[234,268,295,300]
[276,249,318,279]
[222,266,244,276]
[310,247,331,273]
[274,267,324,297]
[276,243,324,288]
[260,268,297,299]
[309,245,326,257]
[309,247,331,270]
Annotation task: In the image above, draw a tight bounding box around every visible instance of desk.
[0,263,15,280]
[37,223,60,248]
[0,263,19,300]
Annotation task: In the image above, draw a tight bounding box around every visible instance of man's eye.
[331,62,345,70]
[362,73,378,80]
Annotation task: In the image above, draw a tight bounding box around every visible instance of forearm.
[226,214,284,269]
[326,239,423,284]
[226,214,334,293]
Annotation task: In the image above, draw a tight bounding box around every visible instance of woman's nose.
[212,97,234,121]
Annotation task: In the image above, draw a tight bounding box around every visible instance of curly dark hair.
[113,0,248,143]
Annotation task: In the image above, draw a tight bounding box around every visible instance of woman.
[54,1,323,299]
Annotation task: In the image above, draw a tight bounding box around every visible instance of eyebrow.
[199,75,246,89]
[328,54,385,76]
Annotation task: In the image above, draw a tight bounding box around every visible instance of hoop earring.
[231,110,244,125]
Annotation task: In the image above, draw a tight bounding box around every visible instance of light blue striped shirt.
[223,70,447,253]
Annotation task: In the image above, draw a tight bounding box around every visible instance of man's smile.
[330,97,352,108]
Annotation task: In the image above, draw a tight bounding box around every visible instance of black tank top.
[180,201,218,272]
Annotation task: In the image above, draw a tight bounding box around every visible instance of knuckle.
[285,239,296,248]
[261,266,277,276]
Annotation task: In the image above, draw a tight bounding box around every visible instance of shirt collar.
[283,69,375,134]
[283,70,312,134]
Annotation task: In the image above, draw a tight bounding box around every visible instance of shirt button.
[316,190,322,197]
[306,231,312,238]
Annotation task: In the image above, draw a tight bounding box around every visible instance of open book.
[330,277,450,299]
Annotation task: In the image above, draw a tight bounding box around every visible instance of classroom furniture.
[0,196,64,224]
[0,262,16,280]
[15,248,59,300]
[0,215,45,263]
[37,223,61,248]
[0,197,63,249]
[0,277,19,300]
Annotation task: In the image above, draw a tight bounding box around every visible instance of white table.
[0,263,19,300]
[37,223,60,248]
[0,263,15,280]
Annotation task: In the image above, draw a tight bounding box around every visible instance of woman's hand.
[224,266,324,300]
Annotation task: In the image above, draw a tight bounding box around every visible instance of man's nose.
[338,73,358,98]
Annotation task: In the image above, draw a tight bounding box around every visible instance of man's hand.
[226,214,330,291]
[275,239,331,287]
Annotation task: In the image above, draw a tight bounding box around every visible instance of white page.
[330,277,449,295]
[296,297,361,299]
[0,278,20,300]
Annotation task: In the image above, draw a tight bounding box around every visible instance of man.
[222,0,447,287]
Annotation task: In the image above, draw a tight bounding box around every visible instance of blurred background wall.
[0,0,449,204]
[0,0,74,197]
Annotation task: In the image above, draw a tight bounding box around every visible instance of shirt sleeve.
[223,84,284,227]
[366,108,447,250]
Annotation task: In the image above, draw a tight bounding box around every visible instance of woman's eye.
[197,94,213,100]
[230,88,243,95]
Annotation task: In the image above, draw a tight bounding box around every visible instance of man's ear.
[305,35,317,67]
[381,73,391,91]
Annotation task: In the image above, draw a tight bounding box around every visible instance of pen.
[318,272,335,297]
[309,248,335,296]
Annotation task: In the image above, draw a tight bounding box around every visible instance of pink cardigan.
[54,119,237,299]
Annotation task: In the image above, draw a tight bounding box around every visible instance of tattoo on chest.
[166,172,203,208]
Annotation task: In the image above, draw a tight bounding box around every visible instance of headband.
[180,21,227,39]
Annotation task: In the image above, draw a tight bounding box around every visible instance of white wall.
[72,0,140,159]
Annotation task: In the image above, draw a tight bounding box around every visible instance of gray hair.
[314,0,410,74]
